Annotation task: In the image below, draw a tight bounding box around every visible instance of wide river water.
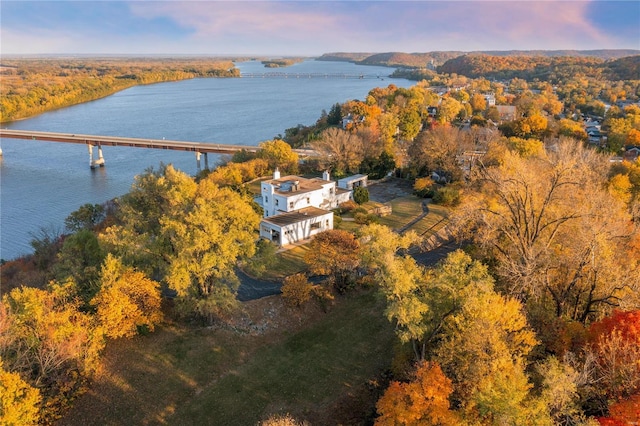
[1,60,414,261]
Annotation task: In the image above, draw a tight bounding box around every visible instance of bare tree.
[311,128,364,176]
[454,138,640,322]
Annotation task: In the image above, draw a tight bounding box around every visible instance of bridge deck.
[0,129,313,156]
[240,72,381,79]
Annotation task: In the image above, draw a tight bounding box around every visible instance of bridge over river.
[0,129,314,169]
[240,72,385,79]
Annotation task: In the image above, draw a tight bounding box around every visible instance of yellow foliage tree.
[0,283,104,421]
[92,254,163,339]
[281,274,314,307]
[0,359,41,426]
[258,139,299,175]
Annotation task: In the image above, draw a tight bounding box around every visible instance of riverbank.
[0,57,241,123]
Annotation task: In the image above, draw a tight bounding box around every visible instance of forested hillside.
[317,49,640,69]
[437,54,640,81]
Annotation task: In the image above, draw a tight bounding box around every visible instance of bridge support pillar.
[204,153,209,170]
[88,144,105,168]
[196,151,201,171]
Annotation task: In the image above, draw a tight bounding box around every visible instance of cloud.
[129,2,345,41]
[1,0,636,55]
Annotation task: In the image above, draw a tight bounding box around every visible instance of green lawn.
[61,291,394,425]
[377,195,425,230]
[172,292,393,424]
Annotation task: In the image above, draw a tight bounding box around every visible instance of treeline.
[261,58,305,68]
[317,50,640,68]
[437,53,640,82]
[0,58,240,122]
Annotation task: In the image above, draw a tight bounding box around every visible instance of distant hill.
[356,52,464,68]
[317,50,640,69]
[315,52,374,62]
[437,53,640,81]
[605,55,640,80]
[476,50,640,60]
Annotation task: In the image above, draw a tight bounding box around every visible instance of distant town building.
[496,105,517,121]
[483,93,496,107]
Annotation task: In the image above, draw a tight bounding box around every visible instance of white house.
[261,170,351,218]
[259,207,334,247]
[258,170,352,247]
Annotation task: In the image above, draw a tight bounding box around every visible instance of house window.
[311,222,320,230]
[289,201,294,209]
[307,197,310,204]
[326,220,329,227]
[265,196,269,203]
[329,188,334,195]
[275,199,279,206]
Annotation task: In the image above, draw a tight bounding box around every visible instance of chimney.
[273,168,281,180]
[322,170,330,181]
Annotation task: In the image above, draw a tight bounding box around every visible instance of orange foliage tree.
[305,230,360,292]
[589,310,640,400]
[375,362,458,426]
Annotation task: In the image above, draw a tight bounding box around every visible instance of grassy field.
[60,291,394,425]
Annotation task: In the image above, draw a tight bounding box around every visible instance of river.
[0,59,414,261]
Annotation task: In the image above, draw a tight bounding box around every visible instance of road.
[236,240,462,301]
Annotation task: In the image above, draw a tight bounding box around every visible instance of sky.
[1,1,639,56]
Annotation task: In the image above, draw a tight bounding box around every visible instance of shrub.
[432,186,461,206]
[281,274,313,307]
[353,186,370,204]
[338,200,358,214]
[413,177,435,198]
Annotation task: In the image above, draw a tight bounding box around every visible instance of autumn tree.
[505,136,545,158]
[535,356,588,425]
[514,111,548,139]
[375,362,459,426]
[92,254,163,339]
[398,107,422,141]
[558,118,588,141]
[311,128,364,177]
[0,359,41,426]
[101,165,260,322]
[377,112,400,153]
[433,274,544,424]
[0,283,104,420]
[407,126,470,182]
[257,139,299,174]
[454,139,640,323]
[435,97,462,124]
[260,413,309,426]
[305,229,360,292]
[359,224,432,359]
[281,273,314,307]
[470,93,487,114]
[588,310,640,400]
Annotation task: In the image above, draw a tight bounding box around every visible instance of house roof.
[264,175,330,196]
[262,207,331,228]
[338,174,368,183]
